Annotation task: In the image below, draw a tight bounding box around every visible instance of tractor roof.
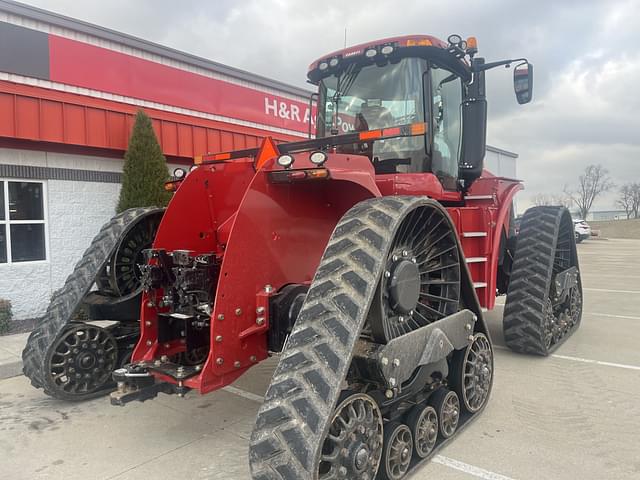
[307,34,471,84]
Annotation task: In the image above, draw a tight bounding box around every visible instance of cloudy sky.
[22,0,640,212]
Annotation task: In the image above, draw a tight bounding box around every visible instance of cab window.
[430,65,462,189]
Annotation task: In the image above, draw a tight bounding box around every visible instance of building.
[587,210,628,221]
[0,0,517,320]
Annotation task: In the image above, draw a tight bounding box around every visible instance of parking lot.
[1,238,639,480]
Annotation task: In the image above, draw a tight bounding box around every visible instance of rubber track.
[21,207,163,397]
[502,206,577,355]
[249,196,436,480]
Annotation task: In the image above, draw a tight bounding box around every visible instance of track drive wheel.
[429,388,460,439]
[503,206,582,355]
[450,333,493,414]
[406,405,438,459]
[379,422,413,480]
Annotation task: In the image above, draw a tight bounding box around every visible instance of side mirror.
[514,62,533,104]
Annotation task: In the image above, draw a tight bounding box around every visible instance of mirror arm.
[473,58,528,72]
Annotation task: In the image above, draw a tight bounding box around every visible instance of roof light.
[173,167,186,179]
[309,151,327,165]
[380,45,394,55]
[365,48,377,58]
[277,154,294,168]
[319,61,329,71]
[448,34,462,45]
[329,57,339,67]
[466,37,478,49]
[190,165,199,172]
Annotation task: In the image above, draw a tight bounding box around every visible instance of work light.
[309,151,327,165]
[277,154,294,168]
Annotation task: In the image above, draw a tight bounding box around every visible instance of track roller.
[406,405,438,459]
[429,388,460,439]
[379,422,413,480]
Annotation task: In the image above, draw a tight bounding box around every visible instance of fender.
[194,153,382,393]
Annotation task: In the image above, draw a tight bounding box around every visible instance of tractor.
[22,34,582,480]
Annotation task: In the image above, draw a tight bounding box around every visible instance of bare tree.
[532,193,572,209]
[565,164,614,220]
[618,184,635,219]
[631,183,640,218]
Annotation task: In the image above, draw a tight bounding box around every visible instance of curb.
[0,359,23,380]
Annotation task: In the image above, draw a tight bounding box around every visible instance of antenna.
[344,27,347,48]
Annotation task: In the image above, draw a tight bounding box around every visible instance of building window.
[0,180,47,263]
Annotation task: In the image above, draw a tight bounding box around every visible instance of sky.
[20,0,640,212]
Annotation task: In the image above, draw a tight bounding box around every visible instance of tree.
[116,110,171,213]
[532,193,572,209]
[617,184,635,219]
[565,164,614,220]
[617,182,640,219]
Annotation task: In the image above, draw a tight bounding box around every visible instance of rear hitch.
[110,363,184,406]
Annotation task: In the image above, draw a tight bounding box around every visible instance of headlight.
[277,154,294,168]
[365,48,377,58]
[309,151,327,165]
[380,45,394,55]
[173,167,186,179]
[319,61,329,71]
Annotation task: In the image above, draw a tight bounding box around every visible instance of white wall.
[485,148,517,179]
[0,147,179,320]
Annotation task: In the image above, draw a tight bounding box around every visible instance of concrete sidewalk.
[0,332,29,379]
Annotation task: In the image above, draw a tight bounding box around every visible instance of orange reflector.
[306,168,329,179]
[410,123,427,135]
[194,155,203,165]
[382,126,401,137]
[213,152,231,161]
[164,181,179,192]
[255,136,280,170]
[359,130,382,140]
[406,38,432,47]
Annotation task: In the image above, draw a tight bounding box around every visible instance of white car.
[573,219,591,243]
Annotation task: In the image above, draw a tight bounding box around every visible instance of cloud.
[19,0,640,212]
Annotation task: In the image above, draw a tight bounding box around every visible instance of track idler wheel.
[450,333,493,414]
[406,405,438,459]
[379,422,413,480]
[318,393,383,480]
[44,323,118,401]
[430,388,460,439]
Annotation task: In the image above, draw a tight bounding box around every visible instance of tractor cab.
[308,35,533,191]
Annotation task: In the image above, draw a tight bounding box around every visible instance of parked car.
[573,219,591,243]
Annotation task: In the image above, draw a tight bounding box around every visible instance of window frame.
[0,178,49,265]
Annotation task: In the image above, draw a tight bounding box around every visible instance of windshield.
[317,57,428,173]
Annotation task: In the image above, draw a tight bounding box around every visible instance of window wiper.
[331,64,360,135]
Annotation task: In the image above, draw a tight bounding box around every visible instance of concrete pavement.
[1,238,639,479]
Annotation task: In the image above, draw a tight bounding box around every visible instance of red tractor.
[23,34,582,479]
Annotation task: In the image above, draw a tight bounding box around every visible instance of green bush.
[0,299,12,334]
[116,110,172,213]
